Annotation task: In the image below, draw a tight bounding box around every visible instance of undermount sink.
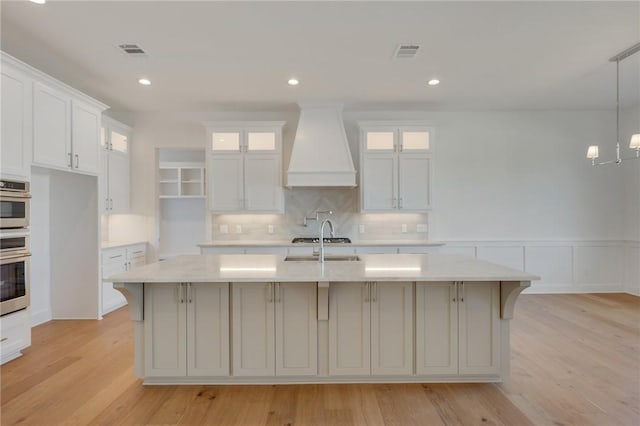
[284,255,361,262]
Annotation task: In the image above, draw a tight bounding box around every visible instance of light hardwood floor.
[1,293,638,425]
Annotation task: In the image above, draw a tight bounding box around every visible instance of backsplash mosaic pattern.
[211,188,429,241]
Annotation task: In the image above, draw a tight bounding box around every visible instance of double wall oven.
[0,180,31,316]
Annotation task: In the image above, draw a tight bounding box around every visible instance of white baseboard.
[30,309,52,327]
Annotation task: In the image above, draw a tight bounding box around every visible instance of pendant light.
[587,42,640,166]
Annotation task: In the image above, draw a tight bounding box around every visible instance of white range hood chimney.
[286,103,357,187]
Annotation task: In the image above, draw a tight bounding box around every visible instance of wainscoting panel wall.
[444,241,636,294]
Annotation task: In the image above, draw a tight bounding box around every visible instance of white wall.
[343,110,624,241]
[620,105,640,295]
[117,108,638,294]
[49,170,100,319]
[30,167,101,323]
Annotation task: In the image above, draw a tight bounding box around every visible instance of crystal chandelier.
[587,42,640,166]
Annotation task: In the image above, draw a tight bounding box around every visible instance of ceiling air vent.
[394,44,420,59]
[116,43,148,57]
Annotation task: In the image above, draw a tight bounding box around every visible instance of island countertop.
[109,253,539,283]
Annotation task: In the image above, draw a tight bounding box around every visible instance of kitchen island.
[111,253,538,385]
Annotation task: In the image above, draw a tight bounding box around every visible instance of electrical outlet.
[219,224,228,234]
[235,225,242,234]
[417,224,429,233]
[359,224,365,234]
[401,224,408,233]
[268,225,274,234]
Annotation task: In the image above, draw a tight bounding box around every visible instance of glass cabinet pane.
[366,132,394,150]
[247,132,276,151]
[401,131,429,151]
[211,132,241,151]
[110,130,129,153]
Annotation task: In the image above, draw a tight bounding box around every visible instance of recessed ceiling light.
[427,79,440,86]
[138,78,151,86]
[30,0,46,4]
[287,78,299,86]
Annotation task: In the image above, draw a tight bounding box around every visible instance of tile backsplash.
[211,187,429,241]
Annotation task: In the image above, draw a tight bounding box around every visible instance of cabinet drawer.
[127,244,146,260]
[1,310,30,357]
[102,247,126,264]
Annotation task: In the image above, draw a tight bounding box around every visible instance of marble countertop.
[198,239,444,247]
[109,253,539,283]
[101,240,148,250]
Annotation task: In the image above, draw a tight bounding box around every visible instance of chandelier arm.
[593,156,640,166]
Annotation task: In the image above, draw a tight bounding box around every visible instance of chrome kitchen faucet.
[319,219,335,263]
[303,209,332,227]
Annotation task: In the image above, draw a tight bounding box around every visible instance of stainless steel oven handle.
[0,192,32,199]
[0,252,31,261]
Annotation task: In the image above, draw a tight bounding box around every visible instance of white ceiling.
[1,1,639,113]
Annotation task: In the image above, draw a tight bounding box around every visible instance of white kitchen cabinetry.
[101,243,146,315]
[144,282,230,377]
[206,122,285,213]
[100,118,131,213]
[158,163,205,198]
[1,59,32,180]
[329,281,413,376]
[232,282,317,377]
[359,123,432,212]
[33,81,105,175]
[416,281,500,376]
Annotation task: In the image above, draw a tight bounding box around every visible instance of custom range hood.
[286,103,357,187]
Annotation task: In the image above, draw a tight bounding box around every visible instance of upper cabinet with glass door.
[205,122,285,213]
[359,123,433,212]
[210,127,279,154]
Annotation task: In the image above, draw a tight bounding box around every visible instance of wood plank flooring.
[1,293,638,425]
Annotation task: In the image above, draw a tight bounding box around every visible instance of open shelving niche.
[159,162,205,198]
[156,149,207,260]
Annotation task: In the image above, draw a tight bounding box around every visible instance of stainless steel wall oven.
[0,231,30,316]
[0,179,31,316]
[0,180,30,229]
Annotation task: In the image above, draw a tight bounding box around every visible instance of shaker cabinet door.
[33,82,71,170]
[329,282,371,376]
[370,281,413,375]
[1,66,31,179]
[244,155,283,212]
[187,283,230,377]
[209,155,244,212]
[232,282,275,376]
[362,154,396,211]
[144,283,187,377]
[275,283,317,376]
[71,101,101,174]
